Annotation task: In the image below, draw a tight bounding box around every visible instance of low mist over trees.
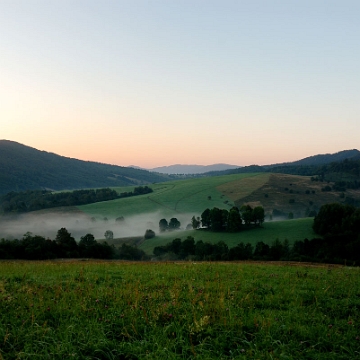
[1,201,359,265]
[159,218,181,232]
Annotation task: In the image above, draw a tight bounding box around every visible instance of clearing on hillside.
[234,173,360,219]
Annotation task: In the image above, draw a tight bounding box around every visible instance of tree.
[144,229,155,239]
[253,241,270,259]
[79,233,97,257]
[168,217,181,231]
[104,230,114,240]
[313,203,356,235]
[201,208,211,228]
[240,205,253,226]
[253,206,265,226]
[79,233,96,247]
[228,242,253,260]
[159,219,168,232]
[210,207,223,231]
[169,238,182,255]
[227,207,242,232]
[212,241,229,260]
[55,228,78,257]
[180,236,195,258]
[191,216,201,229]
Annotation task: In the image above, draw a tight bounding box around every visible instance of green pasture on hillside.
[139,218,316,255]
[1,261,359,359]
[78,173,266,220]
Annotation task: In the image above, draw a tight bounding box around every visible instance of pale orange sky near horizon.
[1,1,359,168]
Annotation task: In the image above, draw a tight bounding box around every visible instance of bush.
[144,229,155,239]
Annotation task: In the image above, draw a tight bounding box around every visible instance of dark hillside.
[205,150,360,179]
[0,140,170,194]
[288,149,360,166]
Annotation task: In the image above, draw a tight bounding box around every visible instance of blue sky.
[1,1,359,167]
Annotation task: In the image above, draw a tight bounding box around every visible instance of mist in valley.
[0,211,194,241]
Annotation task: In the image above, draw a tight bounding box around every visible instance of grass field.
[1,261,359,359]
[77,173,266,220]
[4,171,354,243]
[138,218,316,255]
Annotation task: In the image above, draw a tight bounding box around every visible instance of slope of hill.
[149,163,241,174]
[0,140,170,194]
[205,150,360,177]
[285,149,360,166]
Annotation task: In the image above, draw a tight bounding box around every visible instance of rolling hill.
[0,140,171,194]
[205,149,360,177]
[149,163,241,174]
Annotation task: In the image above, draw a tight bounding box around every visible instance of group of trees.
[152,236,289,261]
[0,188,119,213]
[153,234,360,264]
[0,228,147,260]
[198,205,265,232]
[0,186,154,214]
[152,202,360,264]
[159,218,181,232]
[118,186,153,199]
[1,201,359,264]
[313,203,360,236]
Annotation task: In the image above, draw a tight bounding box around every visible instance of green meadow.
[1,261,359,359]
[138,218,316,255]
[78,173,267,220]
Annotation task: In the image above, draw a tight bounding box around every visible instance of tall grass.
[1,261,359,359]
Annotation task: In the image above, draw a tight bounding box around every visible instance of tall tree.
[168,217,181,230]
[159,218,168,232]
[227,207,242,232]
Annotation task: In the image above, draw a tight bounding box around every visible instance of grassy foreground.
[1,261,359,359]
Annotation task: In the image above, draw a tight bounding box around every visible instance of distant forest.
[0,186,153,213]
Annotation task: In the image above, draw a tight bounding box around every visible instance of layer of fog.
[0,211,195,241]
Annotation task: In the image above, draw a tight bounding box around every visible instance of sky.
[1,0,359,168]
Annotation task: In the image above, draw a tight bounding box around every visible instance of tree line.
[197,205,265,232]
[0,186,153,213]
[0,202,359,265]
[152,202,360,264]
[0,228,147,261]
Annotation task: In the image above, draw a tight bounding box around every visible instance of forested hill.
[278,149,360,166]
[205,150,360,178]
[0,140,170,194]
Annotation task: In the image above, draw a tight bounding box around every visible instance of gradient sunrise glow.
[1,1,359,168]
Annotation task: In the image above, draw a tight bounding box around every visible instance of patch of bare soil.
[234,173,360,218]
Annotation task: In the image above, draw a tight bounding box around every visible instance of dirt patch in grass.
[217,173,270,201]
[234,173,360,218]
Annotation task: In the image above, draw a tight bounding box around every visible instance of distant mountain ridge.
[149,163,241,174]
[204,149,360,177]
[0,140,170,194]
[1,140,359,194]
[272,149,360,167]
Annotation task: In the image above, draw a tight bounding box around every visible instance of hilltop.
[149,163,241,174]
[0,140,171,194]
[205,149,360,177]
